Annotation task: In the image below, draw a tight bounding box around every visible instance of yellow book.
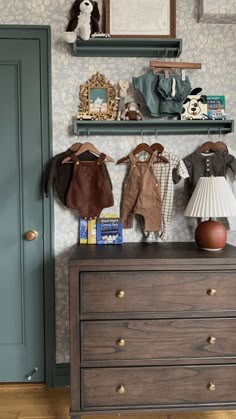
[88,219,96,244]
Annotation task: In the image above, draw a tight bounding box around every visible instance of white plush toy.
[117,80,130,121]
[64,0,100,43]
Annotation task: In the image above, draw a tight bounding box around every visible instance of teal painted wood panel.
[0,38,45,382]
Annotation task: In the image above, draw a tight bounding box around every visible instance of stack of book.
[79,215,123,245]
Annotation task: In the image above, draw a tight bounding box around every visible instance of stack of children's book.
[80,214,123,245]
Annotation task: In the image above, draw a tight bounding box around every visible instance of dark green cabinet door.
[0,37,47,382]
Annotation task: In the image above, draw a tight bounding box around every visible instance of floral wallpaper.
[0,0,236,362]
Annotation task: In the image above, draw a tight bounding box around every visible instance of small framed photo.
[78,72,118,121]
[105,0,176,38]
[89,88,108,114]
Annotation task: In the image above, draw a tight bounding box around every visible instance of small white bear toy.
[117,80,129,120]
[64,0,100,43]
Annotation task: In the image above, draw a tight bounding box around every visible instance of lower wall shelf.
[73,119,234,136]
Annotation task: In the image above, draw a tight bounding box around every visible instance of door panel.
[0,38,45,382]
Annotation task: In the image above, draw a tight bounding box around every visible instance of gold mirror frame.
[78,72,118,120]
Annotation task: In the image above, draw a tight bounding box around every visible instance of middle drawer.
[81,318,236,364]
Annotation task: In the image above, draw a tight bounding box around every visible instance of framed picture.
[78,72,118,121]
[105,0,176,38]
[89,88,108,113]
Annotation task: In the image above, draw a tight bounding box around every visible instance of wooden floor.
[1,384,236,419]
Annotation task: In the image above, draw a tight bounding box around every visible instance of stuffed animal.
[116,80,129,120]
[64,0,100,43]
[181,88,208,120]
[121,96,143,121]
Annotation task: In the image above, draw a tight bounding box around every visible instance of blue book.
[96,218,123,245]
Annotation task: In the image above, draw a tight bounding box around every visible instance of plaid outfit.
[147,151,189,241]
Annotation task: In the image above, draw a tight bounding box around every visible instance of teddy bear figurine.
[121,96,143,121]
[64,0,100,43]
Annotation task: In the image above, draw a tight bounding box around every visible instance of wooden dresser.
[69,242,236,418]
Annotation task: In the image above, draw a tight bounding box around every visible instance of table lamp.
[184,176,236,251]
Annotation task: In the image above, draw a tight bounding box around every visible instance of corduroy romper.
[66,153,114,219]
[121,151,162,231]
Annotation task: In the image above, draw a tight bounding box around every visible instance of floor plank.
[1,385,236,419]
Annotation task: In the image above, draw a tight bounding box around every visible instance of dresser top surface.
[68,242,236,267]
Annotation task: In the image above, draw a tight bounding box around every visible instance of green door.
[0,27,52,382]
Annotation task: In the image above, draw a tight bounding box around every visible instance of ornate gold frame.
[78,72,118,120]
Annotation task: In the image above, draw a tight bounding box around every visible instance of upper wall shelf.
[72,38,182,58]
[73,119,234,136]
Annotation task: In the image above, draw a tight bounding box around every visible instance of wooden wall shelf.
[73,119,234,136]
[72,38,182,57]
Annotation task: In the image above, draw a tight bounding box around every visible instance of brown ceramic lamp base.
[195,219,227,251]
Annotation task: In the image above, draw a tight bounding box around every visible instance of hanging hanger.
[198,129,219,154]
[62,141,114,164]
[150,61,202,70]
[69,142,82,152]
[116,142,154,165]
[151,131,164,153]
[198,141,218,153]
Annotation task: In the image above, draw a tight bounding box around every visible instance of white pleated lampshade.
[184,176,236,218]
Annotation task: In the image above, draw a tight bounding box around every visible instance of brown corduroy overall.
[121,151,162,231]
[66,153,114,218]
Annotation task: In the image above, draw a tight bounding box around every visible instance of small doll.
[121,96,143,121]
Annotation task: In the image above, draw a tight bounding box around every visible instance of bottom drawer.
[82,365,236,408]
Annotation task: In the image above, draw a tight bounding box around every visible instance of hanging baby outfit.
[174,149,236,196]
[121,151,162,231]
[132,72,191,117]
[147,151,189,241]
[66,153,114,219]
[44,148,99,205]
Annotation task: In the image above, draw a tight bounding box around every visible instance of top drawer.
[81,271,236,314]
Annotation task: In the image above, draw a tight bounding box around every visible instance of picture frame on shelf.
[78,72,118,121]
[105,0,176,38]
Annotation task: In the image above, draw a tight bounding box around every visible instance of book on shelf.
[207,95,226,120]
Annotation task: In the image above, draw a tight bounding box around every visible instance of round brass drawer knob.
[207,383,216,392]
[116,290,125,299]
[25,230,38,241]
[207,289,216,296]
[117,385,125,395]
[208,336,216,345]
[117,338,126,347]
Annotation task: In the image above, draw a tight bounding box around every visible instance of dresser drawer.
[81,365,236,408]
[81,271,236,314]
[81,318,236,363]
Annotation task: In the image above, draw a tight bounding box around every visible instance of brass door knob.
[208,336,216,345]
[117,385,125,394]
[117,338,126,347]
[116,290,125,299]
[207,383,216,391]
[207,289,216,296]
[25,230,38,241]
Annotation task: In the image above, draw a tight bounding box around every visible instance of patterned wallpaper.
[0,0,236,362]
